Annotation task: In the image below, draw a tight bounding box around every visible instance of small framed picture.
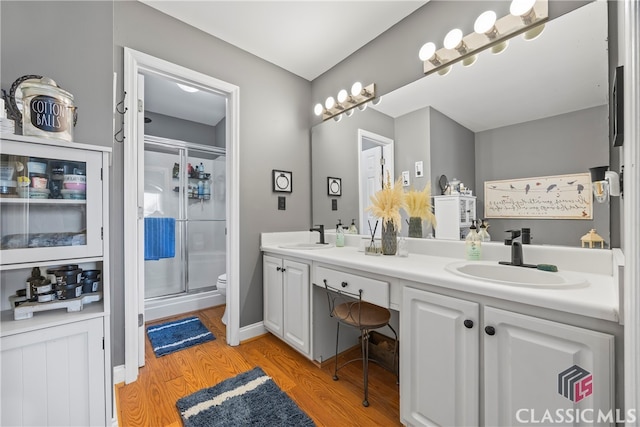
[327,177,341,196]
[272,170,292,193]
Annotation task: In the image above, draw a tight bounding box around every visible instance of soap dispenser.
[478,219,491,242]
[465,220,481,260]
[348,219,358,234]
[336,219,345,247]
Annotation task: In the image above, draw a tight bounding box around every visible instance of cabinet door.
[1,318,106,427]
[401,287,479,427]
[484,307,615,426]
[282,259,310,355]
[263,255,283,337]
[1,139,104,265]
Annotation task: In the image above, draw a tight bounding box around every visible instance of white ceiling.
[140,1,427,81]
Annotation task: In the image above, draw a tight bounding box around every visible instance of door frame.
[123,47,240,384]
[357,128,394,236]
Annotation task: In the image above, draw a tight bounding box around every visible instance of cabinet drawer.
[315,266,389,308]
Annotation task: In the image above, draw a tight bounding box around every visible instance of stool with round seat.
[323,279,398,407]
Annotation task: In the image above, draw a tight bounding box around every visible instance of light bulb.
[314,103,323,116]
[371,97,382,106]
[177,83,199,93]
[333,114,343,122]
[474,11,497,35]
[419,42,437,61]
[345,109,355,117]
[437,66,452,76]
[443,29,463,50]
[325,96,335,110]
[357,103,368,112]
[462,55,478,67]
[523,23,545,40]
[510,0,536,17]
[351,82,363,97]
[337,89,349,104]
[491,40,509,54]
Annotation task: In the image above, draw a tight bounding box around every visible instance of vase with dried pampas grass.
[404,183,437,238]
[367,172,405,255]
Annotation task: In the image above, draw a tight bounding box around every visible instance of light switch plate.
[415,161,423,177]
[402,171,410,187]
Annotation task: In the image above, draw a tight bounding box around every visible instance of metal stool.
[323,279,398,407]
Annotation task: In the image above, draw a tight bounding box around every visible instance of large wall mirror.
[312,1,612,248]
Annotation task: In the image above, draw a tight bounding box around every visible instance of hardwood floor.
[115,305,401,427]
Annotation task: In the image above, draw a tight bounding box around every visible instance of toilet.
[216,274,228,325]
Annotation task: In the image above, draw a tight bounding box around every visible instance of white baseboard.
[238,321,267,342]
[112,365,126,427]
[145,291,225,322]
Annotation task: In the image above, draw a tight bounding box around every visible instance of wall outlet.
[415,161,423,177]
[402,171,410,187]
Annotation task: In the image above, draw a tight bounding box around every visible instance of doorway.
[358,129,394,237]
[123,47,240,384]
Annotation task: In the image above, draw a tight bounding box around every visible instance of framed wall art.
[327,177,341,196]
[272,170,292,193]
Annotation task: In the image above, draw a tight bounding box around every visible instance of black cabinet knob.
[281,268,286,272]
[485,326,496,336]
[464,319,474,329]
[341,281,348,288]
[276,266,281,271]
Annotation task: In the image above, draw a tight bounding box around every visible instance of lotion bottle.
[465,220,481,260]
[478,219,491,242]
[348,219,358,234]
[336,220,345,247]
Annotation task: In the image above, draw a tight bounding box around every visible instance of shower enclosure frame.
[142,135,226,315]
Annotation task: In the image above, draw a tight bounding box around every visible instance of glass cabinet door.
[0,139,103,265]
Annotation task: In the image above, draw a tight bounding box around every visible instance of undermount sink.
[278,242,334,250]
[445,261,588,289]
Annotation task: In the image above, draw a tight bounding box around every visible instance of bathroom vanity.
[261,231,624,426]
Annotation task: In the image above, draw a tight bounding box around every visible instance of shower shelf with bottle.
[172,162,212,200]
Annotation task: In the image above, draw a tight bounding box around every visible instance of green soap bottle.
[465,220,482,260]
[336,219,345,247]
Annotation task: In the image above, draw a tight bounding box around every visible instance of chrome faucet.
[500,229,536,268]
[310,224,325,244]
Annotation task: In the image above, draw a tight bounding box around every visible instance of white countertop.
[261,232,622,323]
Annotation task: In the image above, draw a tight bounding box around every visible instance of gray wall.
[429,107,476,196]
[311,108,393,230]
[144,111,218,146]
[395,108,430,193]
[475,105,610,246]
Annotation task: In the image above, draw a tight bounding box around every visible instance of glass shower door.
[186,148,226,292]
[143,143,186,298]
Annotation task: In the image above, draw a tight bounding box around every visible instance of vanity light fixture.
[419,0,548,76]
[314,82,376,121]
[589,166,622,203]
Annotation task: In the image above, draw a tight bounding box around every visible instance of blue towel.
[144,217,176,261]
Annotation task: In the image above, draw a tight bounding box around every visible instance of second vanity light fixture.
[314,82,376,122]
[419,0,548,76]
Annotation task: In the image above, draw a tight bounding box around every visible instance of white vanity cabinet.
[401,287,480,427]
[484,306,615,426]
[433,195,476,240]
[263,254,311,357]
[0,134,111,426]
[401,287,615,427]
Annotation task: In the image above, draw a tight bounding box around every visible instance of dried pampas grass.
[367,172,405,231]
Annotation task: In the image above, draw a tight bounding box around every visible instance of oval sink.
[278,242,334,250]
[445,261,588,289]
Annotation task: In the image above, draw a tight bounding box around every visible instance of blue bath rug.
[176,367,315,427]
[146,316,215,357]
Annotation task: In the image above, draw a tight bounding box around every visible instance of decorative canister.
[6,75,77,141]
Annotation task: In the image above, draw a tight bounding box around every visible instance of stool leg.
[361,329,370,407]
[333,322,340,381]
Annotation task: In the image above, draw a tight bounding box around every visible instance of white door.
[401,287,479,427]
[484,307,615,426]
[360,145,382,237]
[282,259,310,355]
[263,255,284,337]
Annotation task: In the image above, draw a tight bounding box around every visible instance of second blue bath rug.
[146,316,215,357]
